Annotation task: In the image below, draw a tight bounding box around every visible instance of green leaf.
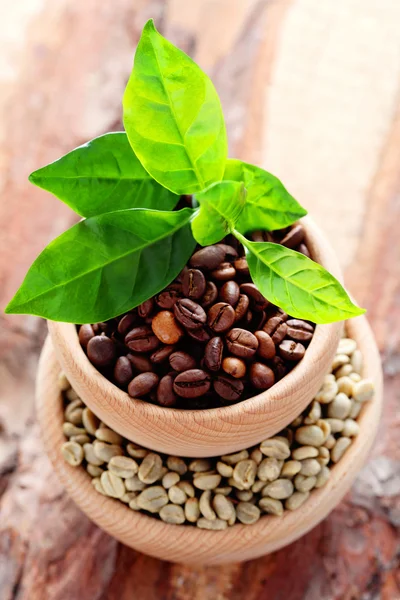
[191,181,246,245]
[5,208,196,323]
[123,19,227,195]
[29,132,179,217]
[235,233,365,324]
[224,159,307,233]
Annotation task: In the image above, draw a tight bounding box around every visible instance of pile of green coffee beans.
[60,334,374,528]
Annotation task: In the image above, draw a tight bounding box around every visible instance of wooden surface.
[37,316,383,565]
[48,218,342,458]
[0,0,399,597]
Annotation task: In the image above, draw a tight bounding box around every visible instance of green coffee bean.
[257,458,282,482]
[82,408,100,435]
[260,438,290,460]
[236,502,260,525]
[93,441,123,462]
[281,460,302,478]
[125,474,147,492]
[221,450,249,465]
[189,458,212,472]
[185,498,200,523]
[197,518,227,530]
[160,504,185,524]
[299,459,321,477]
[61,441,83,466]
[95,428,123,445]
[213,494,236,525]
[166,456,187,475]
[100,471,125,499]
[168,485,187,505]
[126,443,148,459]
[83,443,104,466]
[108,456,139,478]
[216,461,233,478]
[263,479,294,500]
[233,459,257,489]
[259,497,283,516]
[193,473,221,491]
[138,452,163,484]
[331,437,351,463]
[137,486,168,513]
[199,490,216,520]
[162,471,180,489]
[285,491,310,510]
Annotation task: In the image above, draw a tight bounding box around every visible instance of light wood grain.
[37,315,382,565]
[48,217,343,458]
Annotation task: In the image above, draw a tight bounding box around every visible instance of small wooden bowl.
[48,217,343,457]
[37,316,382,565]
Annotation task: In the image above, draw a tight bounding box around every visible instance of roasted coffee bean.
[125,326,160,353]
[173,369,211,398]
[114,356,133,386]
[187,327,211,343]
[234,294,250,322]
[151,311,184,345]
[174,299,207,330]
[239,283,268,311]
[281,224,305,249]
[270,356,287,380]
[216,243,238,259]
[213,375,244,402]
[211,262,236,281]
[138,298,154,318]
[117,312,138,335]
[155,284,182,309]
[150,344,175,364]
[169,351,196,372]
[234,257,250,276]
[226,328,258,358]
[78,324,95,348]
[201,281,218,308]
[222,357,246,379]
[207,302,235,333]
[128,372,159,398]
[286,319,314,342]
[156,375,178,407]
[271,323,288,344]
[279,340,306,361]
[263,312,288,336]
[182,268,206,300]
[219,281,240,306]
[87,336,116,367]
[190,245,225,270]
[250,363,275,390]
[204,337,223,371]
[255,330,276,360]
[127,353,152,373]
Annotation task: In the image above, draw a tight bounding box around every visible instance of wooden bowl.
[48,217,343,457]
[37,316,382,565]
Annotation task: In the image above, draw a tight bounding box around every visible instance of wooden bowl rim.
[37,315,383,564]
[48,216,343,424]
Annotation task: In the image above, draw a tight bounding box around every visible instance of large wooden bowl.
[48,217,343,457]
[37,315,382,565]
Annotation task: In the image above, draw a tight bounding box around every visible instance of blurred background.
[0,1,399,599]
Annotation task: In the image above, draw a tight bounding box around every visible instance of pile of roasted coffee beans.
[78,224,316,408]
[60,333,374,527]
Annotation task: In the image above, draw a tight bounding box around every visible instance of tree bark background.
[0,1,399,598]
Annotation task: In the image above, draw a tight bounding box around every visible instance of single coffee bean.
[263,478,294,500]
[225,328,258,358]
[190,245,225,270]
[155,284,182,309]
[263,312,288,336]
[82,407,100,435]
[138,298,154,318]
[108,456,139,478]
[286,319,314,342]
[236,502,260,525]
[157,375,178,407]
[257,457,282,482]
[211,262,236,281]
[78,324,95,348]
[216,243,238,260]
[95,427,123,445]
[279,339,306,361]
[139,452,163,484]
[61,441,84,466]
[255,330,276,360]
[159,504,185,524]
[117,312,138,335]
[239,283,268,311]
[173,369,211,398]
[174,299,207,330]
[260,438,290,459]
[185,497,201,522]
[233,257,249,276]
[114,356,133,386]
[250,362,275,390]
[101,471,125,499]
[201,280,218,308]
[137,486,168,513]
[213,494,236,524]
[93,441,123,462]
[169,350,197,372]
[127,353,152,373]
[187,327,211,343]
[222,357,246,379]
[280,224,305,249]
[204,337,223,371]
[213,375,244,402]
[270,356,287,380]
[182,268,206,300]
[128,372,159,398]
[259,497,284,516]
[193,473,222,491]
[221,450,249,465]
[234,294,250,322]
[125,326,160,353]
[197,517,228,530]
[271,323,288,344]
[208,302,235,333]
[150,344,175,364]
[151,311,184,345]
[87,336,116,367]
[233,459,257,489]
[219,281,240,306]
